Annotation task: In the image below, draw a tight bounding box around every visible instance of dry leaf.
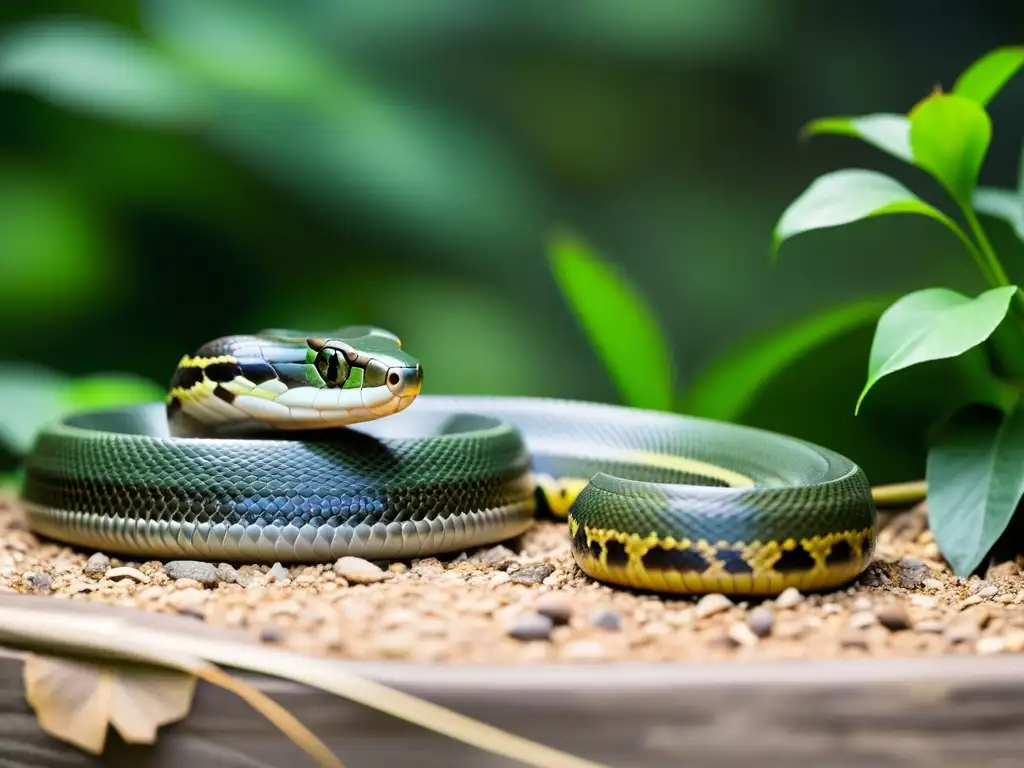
[108,663,197,743]
[24,654,195,753]
[23,655,114,753]
[0,595,602,768]
[7,603,344,768]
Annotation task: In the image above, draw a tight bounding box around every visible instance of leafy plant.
[549,46,1024,578]
[772,45,1024,576]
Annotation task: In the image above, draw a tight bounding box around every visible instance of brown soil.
[2,493,1023,664]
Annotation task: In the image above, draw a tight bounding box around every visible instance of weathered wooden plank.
[0,653,1022,767]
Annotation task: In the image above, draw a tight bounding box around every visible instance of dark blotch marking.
[588,539,603,560]
[204,361,242,383]
[716,548,754,574]
[641,546,710,572]
[171,367,203,391]
[570,518,588,554]
[604,538,628,567]
[774,544,817,573]
[239,361,277,386]
[826,539,855,566]
[166,397,181,418]
[534,486,557,516]
[213,385,236,404]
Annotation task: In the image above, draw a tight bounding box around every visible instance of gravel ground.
[2,493,1024,663]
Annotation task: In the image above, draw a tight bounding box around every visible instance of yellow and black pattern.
[569,513,875,594]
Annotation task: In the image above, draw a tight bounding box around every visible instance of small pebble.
[876,603,912,631]
[507,612,554,641]
[852,597,873,612]
[333,557,387,585]
[774,587,803,609]
[534,594,573,625]
[216,563,239,584]
[915,620,945,634]
[747,607,774,638]
[259,626,285,643]
[946,619,982,645]
[977,585,999,598]
[839,630,870,650]
[590,609,622,631]
[960,595,984,609]
[976,632,1024,655]
[469,545,519,568]
[266,562,291,584]
[922,578,944,591]
[970,581,992,595]
[562,641,608,661]
[849,611,876,630]
[67,579,98,595]
[695,593,733,619]
[84,552,110,579]
[105,567,150,584]
[727,620,759,648]
[22,571,51,593]
[898,557,929,589]
[375,634,414,659]
[411,558,445,576]
[164,561,219,587]
[509,564,555,585]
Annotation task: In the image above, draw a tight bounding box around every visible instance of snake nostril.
[388,372,400,386]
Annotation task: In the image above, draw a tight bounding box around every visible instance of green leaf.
[143,0,335,98]
[926,402,1024,576]
[973,187,1024,243]
[0,365,164,459]
[0,19,208,125]
[772,169,973,258]
[64,374,164,411]
[681,296,893,421]
[548,232,673,411]
[909,93,991,205]
[0,364,68,457]
[801,114,912,163]
[857,286,1018,414]
[952,46,1024,106]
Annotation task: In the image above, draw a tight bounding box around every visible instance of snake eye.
[315,347,350,387]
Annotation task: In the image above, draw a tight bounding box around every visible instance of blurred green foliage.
[0,2,1021,486]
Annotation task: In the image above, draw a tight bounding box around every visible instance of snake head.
[166,326,422,434]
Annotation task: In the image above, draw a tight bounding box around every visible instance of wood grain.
[0,651,1022,767]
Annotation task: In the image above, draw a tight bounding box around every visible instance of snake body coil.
[19,328,877,595]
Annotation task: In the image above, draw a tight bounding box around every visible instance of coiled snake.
[19,327,880,595]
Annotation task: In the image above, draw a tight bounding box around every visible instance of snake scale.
[18,327,878,595]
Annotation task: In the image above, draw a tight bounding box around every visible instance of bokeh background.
[1,1,1022,484]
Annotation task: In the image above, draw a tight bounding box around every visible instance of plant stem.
[871,479,927,507]
[964,206,1013,288]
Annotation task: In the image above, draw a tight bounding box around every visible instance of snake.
[18,326,884,596]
